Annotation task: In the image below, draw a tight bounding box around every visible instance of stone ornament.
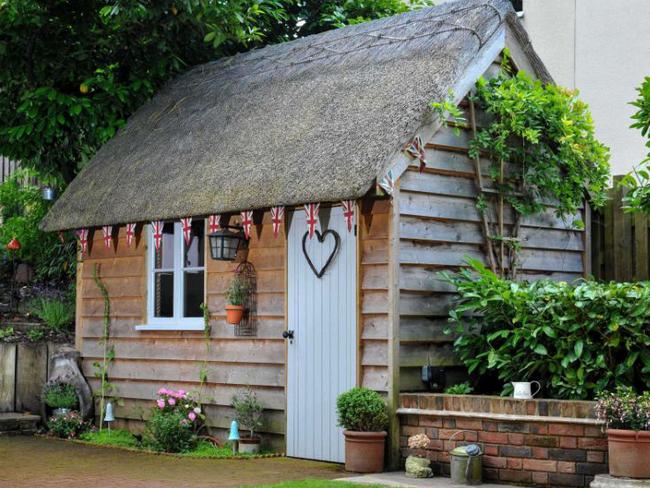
[42,346,94,420]
[405,433,433,478]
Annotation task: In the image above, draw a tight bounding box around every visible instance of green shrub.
[80,429,140,448]
[0,326,14,340]
[443,260,650,399]
[26,327,45,342]
[28,297,74,331]
[225,276,249,306]
[232,387,263,438]
[43,381,78,409]
[47,411,90,439]
[444,382,474,395]
[143,410,197,453]
[336,387,388,432]
[596,387,650,431]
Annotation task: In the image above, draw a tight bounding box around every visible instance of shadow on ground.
[0,436,347,488]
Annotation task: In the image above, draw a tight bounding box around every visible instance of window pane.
[154,222,175,269]
[184,220,204,268]
[184,270,204,317]
[154,272,174,317]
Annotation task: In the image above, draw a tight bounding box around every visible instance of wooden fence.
[0,342,65,415]
[591,177,649,281]
[0,156,38,185]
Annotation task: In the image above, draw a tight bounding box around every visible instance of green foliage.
[232,387,264,438]
[442,260,650,400]
[0,0,426,185]
[226,276,249,306]
[0,171,75,282]
[0,326,14,340]
[596,387,650,431]
[336,387,388,432]
[25,327,45,342]
[621,77,650,212]
[43,381,78,409]
[143,410,197,453]
[47,411,91,439]
[444,382,474,395]
[28,297,74,332]
[80,428,140,448]
[470,69,610,219]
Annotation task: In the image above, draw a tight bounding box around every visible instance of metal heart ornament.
[301,229,340,279]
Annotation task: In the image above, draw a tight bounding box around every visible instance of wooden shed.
[41,0,587,466]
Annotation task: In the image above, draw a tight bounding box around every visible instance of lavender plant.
[596,387,650,431]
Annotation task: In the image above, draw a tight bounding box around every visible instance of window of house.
[138,220,205,330]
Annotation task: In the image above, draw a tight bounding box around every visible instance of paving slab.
[591,475,650,488]
[338,472,511,487]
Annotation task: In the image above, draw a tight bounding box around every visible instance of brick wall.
[398,394,608,487]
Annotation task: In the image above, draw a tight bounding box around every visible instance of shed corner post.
[387,184,401,470]
[75,249,84,353]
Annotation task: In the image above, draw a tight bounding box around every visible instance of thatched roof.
[42,0,546,231]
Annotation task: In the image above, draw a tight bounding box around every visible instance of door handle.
[282,330,294,340]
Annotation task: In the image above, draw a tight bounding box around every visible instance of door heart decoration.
[301,229,340,279]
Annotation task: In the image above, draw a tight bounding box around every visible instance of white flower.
[194,407,202,414]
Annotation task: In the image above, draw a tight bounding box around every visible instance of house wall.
[396,104,588,392]
[76,205,390,449]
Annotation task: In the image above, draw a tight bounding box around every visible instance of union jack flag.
[341,200,355,233]
[404,135,428,173]
[181,217,192,245]
[125,223,136,247]
[76,229,89,255]
[102,226,113,249]
[304,203,320,239]
[378,170,395,195]
[208,215,221,234]
[270,206,284,238]
[151,221,164,251]
[241,210,253,239]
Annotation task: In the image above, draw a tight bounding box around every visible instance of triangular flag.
[151,221,164,251]
[208,215,221,234]
[76,229,89,255]
[181,217,192,245]
[341,200,355,233]
[270,206,285,238]
[102,226,113,249]
[304,203,320,239]
[241,211,253,239]
[125,223,137,247]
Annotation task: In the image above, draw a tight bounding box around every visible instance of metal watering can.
[448,430,483,485]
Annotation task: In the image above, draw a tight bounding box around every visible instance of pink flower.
[188,411,197,421]
[178,389,186,397]
[157,399,165,409]
[168,397,176,406]
[157,388,167,395]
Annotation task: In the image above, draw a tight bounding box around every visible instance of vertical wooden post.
[603,189,615,281]
[612,177,632,282]
[0,344,17,412]
[387,184,401,470]
[634,212,649,281]
[583,201,592,279]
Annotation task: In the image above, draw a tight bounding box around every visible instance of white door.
[287,206,357,463]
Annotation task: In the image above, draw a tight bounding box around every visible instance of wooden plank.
[400,342,460,368]
[362,366,389,392]
[400,241,484,267]
[83,337,285,364]
[81,296,143,319]
[361,340,388,367]
[634,212,649,281]
[0,343,16,412]
[603,192,615,281]
[361,239,388,265]
[399,266,457,293]
[81,358,285,387]
[87,378,285,410]
[400,317,453,343]
[207,269,284,294]
[613,179,633,281]
[361,264,389,291]
[361,315,389,340]
[81,256,144,278]
[399,293,457,317]
[81,276,143,299]
[361,290,389,314]
[207,292,284,318]
[518,249,584,273]
[15,344,48,414]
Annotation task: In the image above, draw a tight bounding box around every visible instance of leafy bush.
[47,411,90,439]
[143,388,204,453]
[225,276,249,306]
[80,429,140,448]
[232,387,263,438]
[0,326,14,341]
[336,387,388,432]
[596,387,650,431]
[43,381,78,409]
[28,297,74,332]
[444,382,474,395]
[443,260,650,399]
[26,327,45,342]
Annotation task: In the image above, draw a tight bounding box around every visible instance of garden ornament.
[512,381,541,399]
[449,431,483,486]
[228,420,240,454]
[103,401,115,433]
[42,346,94,420]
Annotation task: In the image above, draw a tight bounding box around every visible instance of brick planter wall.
[398,394,608,487]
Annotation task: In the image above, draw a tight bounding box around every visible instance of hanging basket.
[225,304,245,325]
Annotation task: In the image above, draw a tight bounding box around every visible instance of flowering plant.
[155,388,205,425]
[596,387,650,431]
[47,411,91,439]
[408,433,430,450]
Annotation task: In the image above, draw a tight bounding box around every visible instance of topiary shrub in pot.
[225,276,249,325]
[232,387,263,453]
[336,387,388,473]
[596,387,650,478]
[42,380,78,417]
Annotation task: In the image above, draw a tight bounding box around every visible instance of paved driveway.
[0,436,346,488]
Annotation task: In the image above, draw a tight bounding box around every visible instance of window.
[139,220,205,330]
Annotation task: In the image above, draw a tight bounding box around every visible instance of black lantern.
[209,226,246,261]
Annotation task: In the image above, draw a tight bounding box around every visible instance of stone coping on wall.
[399,393,600,421]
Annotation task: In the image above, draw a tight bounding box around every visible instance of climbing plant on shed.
[433,60,610,278]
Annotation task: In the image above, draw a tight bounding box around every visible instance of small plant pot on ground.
[343,430,387,473]
[238,436,261,454]
[607,429,650,478]
[225,305,244,325]
[52,407,71,417]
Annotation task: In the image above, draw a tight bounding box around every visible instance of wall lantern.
[42,186,56,201]
[209,226,247,261]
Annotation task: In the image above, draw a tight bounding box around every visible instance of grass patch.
[251,482,384,488]
[80,429,140,448]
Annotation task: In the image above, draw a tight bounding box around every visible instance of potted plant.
[596,387,650,478]
[232,387,263,453]
[405,433,433,478]
[225,276,249,325]
[43,381,78,417]
[336,387,388,473]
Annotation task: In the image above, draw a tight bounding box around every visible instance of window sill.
[135,324,205,331]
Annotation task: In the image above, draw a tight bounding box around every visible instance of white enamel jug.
[512,381,541,399]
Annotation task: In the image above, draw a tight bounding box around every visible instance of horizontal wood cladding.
[397,122,587,392]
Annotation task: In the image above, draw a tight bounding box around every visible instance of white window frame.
[136,221,205,331]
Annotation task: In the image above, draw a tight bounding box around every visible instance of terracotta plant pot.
[238,436,261,454]
[225,304,244,325]
[607,428,650,478]
[343,430,387,473]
